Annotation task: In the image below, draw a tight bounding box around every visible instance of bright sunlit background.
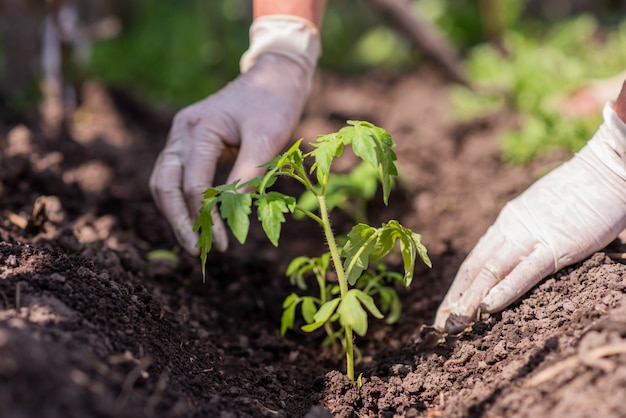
[1,0,626,163]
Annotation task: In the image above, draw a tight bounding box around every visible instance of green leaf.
[286,256,313,289]
[413,231,432,268]
[281,293,300,336]
[357,373,364,391]
[342,224,377,285]
[301,298,341,333]
[246,174,277,192]
[343,123,378,168]
[301,297,318,324]
[255,192,296,246]
[374,220,431,286]
[342,121,399,205]
[337,290,369,336]
[146,249,179,265]
[218,192,252,244]
[202,187,221,199]
[262,139,304,170]
[258,139,305,192]
[349,162,379,200]
[353,289,384,319]
[378,287,401,324]
[193,197,217,279]
[279,139,306,168]
[309,132,345,184]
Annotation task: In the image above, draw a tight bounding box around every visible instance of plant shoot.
[194,121,431,383]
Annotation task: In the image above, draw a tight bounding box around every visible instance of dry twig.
[524,342,626,388]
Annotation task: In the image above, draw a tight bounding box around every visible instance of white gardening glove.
[435,102,626,333]
[150,15,320,255]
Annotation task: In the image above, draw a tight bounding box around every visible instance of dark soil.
[2,68,626,418]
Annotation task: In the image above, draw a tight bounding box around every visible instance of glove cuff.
[586,102,626,181]
[240,15,321,76]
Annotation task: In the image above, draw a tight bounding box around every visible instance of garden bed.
[1,68,626,417]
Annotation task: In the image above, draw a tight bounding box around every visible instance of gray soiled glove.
[150,15,320,255]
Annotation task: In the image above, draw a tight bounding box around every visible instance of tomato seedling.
[194,121,431,383]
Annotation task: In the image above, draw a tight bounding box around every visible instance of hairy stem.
[317,194,355,382]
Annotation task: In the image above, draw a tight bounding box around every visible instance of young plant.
[194,121,431,383]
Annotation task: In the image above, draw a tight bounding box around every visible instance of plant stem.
[317,194,355,382]
[293,206,324,226]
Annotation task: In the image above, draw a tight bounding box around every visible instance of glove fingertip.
[211,212,229,253]
[480,292,507,314]
[183,231,201,257]
[186,245,201,257]
[445,313,473,334]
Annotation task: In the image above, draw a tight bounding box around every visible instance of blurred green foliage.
[88,0,420,107]
[450,11,626,163]
[87,0,503,108]
[88,0,250,107]
[4,0,625,167]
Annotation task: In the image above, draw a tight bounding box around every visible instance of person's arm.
[254,0,326,27]
[435,79,626,333]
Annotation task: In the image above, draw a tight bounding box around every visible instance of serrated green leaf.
[342,224,377,285]
[255,192,296,246]
[257,139,305,192]
[246,174,277,192]
[343,120,398,205]
[344,122,378,168]
[373,128,398,205]
[193,198,217,279]
[262,139,304,170]
[218,192,252,244]
[372,228,396,260]
[301,298,341,333]
[337,290,368,336]
[391,221,427,286]
[309,133,344,184]
[368,220,431,286]
[202,187,221,199]
[413,231,432,268]
[280,139,305,168]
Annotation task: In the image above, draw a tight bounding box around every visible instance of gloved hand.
[150,15,320,255]
[435,102,626,333]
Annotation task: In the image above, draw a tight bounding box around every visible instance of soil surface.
[2,67,626,418]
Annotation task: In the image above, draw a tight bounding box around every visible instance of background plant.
[4,0,622,160]
[194,121,431,383]
[449,12,626,163]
